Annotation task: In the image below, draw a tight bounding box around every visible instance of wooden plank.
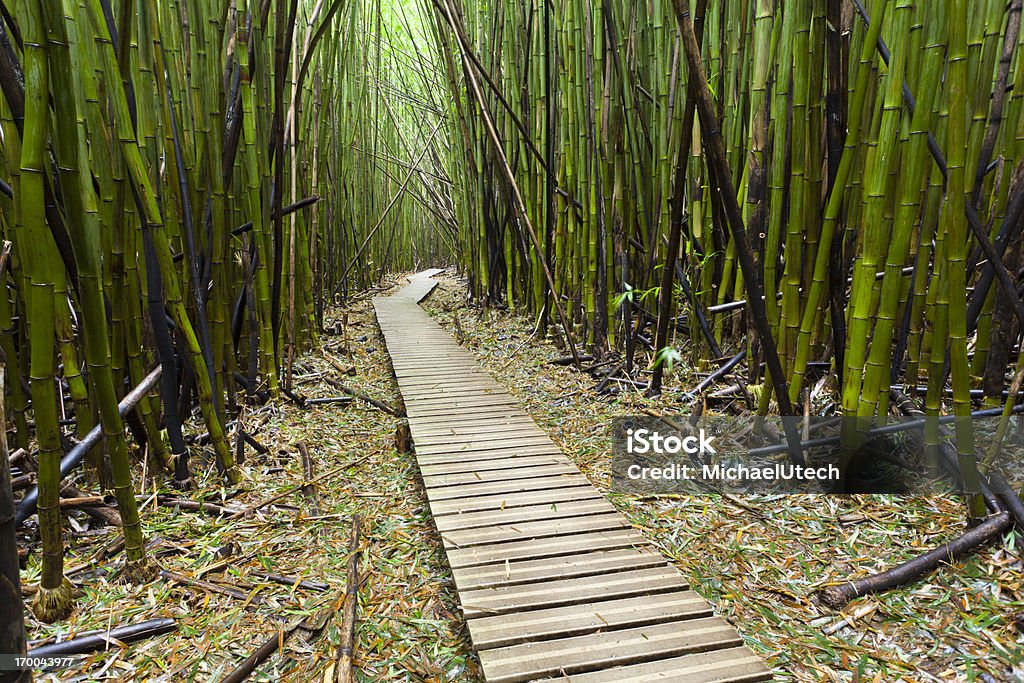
[477,618,744,683]
[402,388,511,400]
[416,445,565,467]
[420,454,571,477]
[467,590,713,648]
[441,512,628,550]
[450,548,667,590]
[446,528,650,569]
[423,463,579,488]
[408,416,536,431]
[422,475,591,502]
[459,565,688,618]
[415,435,555,455]
[414,429,549,447]
[410,408,526,423]
[432,498,613,531]
[528,647,773,683]
[427,486,605,515]
[407,400,521,416]
[413,423,548,440]
[411,422,538,439]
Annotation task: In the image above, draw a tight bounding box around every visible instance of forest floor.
[19,270,1024,682]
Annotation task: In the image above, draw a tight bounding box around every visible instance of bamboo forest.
[1,0,1024,680]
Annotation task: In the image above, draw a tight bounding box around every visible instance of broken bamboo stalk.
[228,455,370,520]
[335,515,361,683]
[159,569,266,605]
[323,377,400,416]
[816,513,1012,609]
[62,484,122,527]
[16,366,162,525]
[305,396,354,407]
[220,590,338,683]
[58,496,110,508]
[250,569,328,592]
[135,495,242,517]
[295,442,321,516]
[28,618,177,657]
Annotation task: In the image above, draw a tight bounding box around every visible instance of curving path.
[373,271,772,683]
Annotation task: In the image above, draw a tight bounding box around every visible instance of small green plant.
[654,346,683,373]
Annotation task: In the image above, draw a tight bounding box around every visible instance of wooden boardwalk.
[374,272,772,683]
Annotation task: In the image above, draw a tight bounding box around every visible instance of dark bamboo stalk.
[323,377,399,415]
[817,513,1011,609]
[0,368,29,681]
[652,0,706,395]
[16,368,162,525]
[27,619,177,657]
[295,441,320,516]
[672,0,802,464]
[159,569,266,604]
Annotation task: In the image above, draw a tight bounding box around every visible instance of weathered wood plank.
[441,512,628,549]
[432,498,614,531]
[413,428,548,446]
[528,647,773,682]
[420,454,571,477]
[422,475,591,502]
[450,548,667,590]
[423,463,579,488]
[477,619,744,683]
[467,590,713,648]
[446,528,650,569]
[459,565,689,618]
[416,445,565,467]
[414,436,557,455]
[427,486,605,516]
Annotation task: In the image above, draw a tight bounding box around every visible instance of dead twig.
[334,515,361,683]
[228,455,371,520]
[323,377,401,416]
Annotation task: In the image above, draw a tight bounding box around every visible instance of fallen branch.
[135,495,241,517]
[228,455,371,520]
[220,590,338,683]
[816,513,1012,609]
[250,569,328,592]
[16,367,162,525]
[281,387,307,407]
[594,364,623,394]
[305,396,354,407]
[28,618,177,657]
[323,377,401,416]
[680,349,747,402]
[549,354,594,367]
[334,515,361,683]
[62,484,121,527]
[324,354,357,376]
[160,569,266,605]
[58,496,110,509]
[240,430,270,455]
